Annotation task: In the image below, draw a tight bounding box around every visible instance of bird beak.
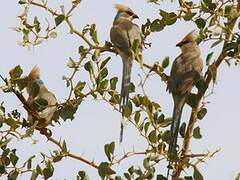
[132,13,139,19]
[176,41,184,47]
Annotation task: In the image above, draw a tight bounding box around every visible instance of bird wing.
[169,55,202,95]
[110,20,142,54]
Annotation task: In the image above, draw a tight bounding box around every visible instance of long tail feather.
[167,95,186,179]
[119,60,132,142]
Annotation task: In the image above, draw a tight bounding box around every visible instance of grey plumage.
[167,31,203,178]
[110,4,143,142]
[27,66,57,127]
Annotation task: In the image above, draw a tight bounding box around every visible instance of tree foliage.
[1,0,240,179]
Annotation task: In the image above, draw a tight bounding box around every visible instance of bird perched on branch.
[110,4,143,142]
[167,31,203,177]
[26,66,57,127]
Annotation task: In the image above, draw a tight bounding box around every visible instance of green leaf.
[26,155,35,170]
[134,111,141,124]
[193,166,204,180]
[206,52,213,65]
[78,171,89,180]
[109,142,115,155]
[8,170,19,180]
[184,12,197,21]
[100,57,111,69]
[34,16,41,33]
[148,130,157,144]
[5,118,18,129]
[197,108,207,120]
[18,0,26,4]
[159,117,172,128]
[74,81,86,98]
[84,61,94,74]
[128,83,135,93]
[123,101,132,118]
[59,104,79,121]
[193,127,202,139]
[195,18,206,29]
[157,174,168,180]
[144,122,150,134]
[10,152,19,166]
[98,162,116,178]
[162,130,171,144]
[31,81,40,98]
[104,144,111,161]
[143,158,150,170]
[9,65,23,79]
[110,77,118,90]
[150,19,165,32]
[55,14,65,26]
[30,170,38,180]
[179,122,186,138]
[210,39,223,48]
[33,98,48,112]
[162,57,169,68]
[165,12,177,25]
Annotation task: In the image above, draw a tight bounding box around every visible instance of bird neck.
[181,42,200,57]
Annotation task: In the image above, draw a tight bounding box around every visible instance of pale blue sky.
[1,1,240,179]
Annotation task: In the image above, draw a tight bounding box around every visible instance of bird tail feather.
[167,95,186,178]
[119,59,132,142]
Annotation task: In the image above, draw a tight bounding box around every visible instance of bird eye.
[126,11,134,16]
[182,40,190,45]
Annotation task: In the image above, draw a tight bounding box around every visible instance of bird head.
[26,66,44,94]
[113,4,139,22]
[176,30,198,53]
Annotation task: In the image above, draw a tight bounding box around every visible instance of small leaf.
[184,12,197,21]
[31,81,40,98]
[123,101,132,118]
[193,166,204,180]
[84,61,93,74]
[159,117,172,128]
[143,158,151,170]
[98,162,116,178]
[9,65,23,79]
[150,19,165,32]
[157,174,168,180]
[110,77,118,90]
[195,18,206,29]
[148,130,157,144]
[179,122,186,138]
[74,81,86,98]
[134,111,141,124]
[100,57,111,69]
[34,16,41,33]
[197,108,207,120]
[10,152,19,166]
[210,39,223,48]
[193,127,202,139]
[59,104,79,121]
[206,52,214,65]
[109,142,115,155]
[55,14,65,26]
[162,130,171,144]
[162,56,169,68]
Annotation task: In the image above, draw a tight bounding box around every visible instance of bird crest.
[182,30,197,42]
[28,66,40,80]
[114,4,132,12]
